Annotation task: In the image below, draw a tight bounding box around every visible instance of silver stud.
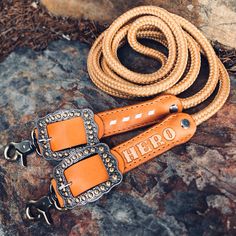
[181,119,190,129]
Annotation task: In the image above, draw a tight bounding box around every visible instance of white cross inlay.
[122,116,130,122]
[148,110,155,116]
[135,113,142,119]
[110,120,117,126]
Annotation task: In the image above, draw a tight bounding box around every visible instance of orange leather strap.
[52,112,196,208]
[36,94,182,153]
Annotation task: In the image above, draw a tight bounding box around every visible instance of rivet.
[99,147,104,152]
[169,104,178,113]
[108,162,112,167]
[103,153,108,158]
[181,119,190,129]
[69,112,74,117]
[63,113,67,118]
[88,192,93,198]
[109,167,114,173]
[94,189,99,195]
[100,186,105,191]
[106,181,111,187]
[105,158,110,163]
[56,114,61,119]
[84,150,89,155]
[91,148,95,152]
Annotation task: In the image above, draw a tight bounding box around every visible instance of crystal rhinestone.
[65,192,68,197]
[94,189,100,195]
[106,181,111,187]
[72,155,77,160]
[59,177,63,182]
[67,199,72,204]
[63,113,67,118]
[46,118,49,123]
[39,122,43,127]
[89,130,93,134]
[41,130,44,134]
[51,116,55,121]
[56,114,61,119]
[112,175,118,181]
[77,152,82,157]
[99,146,104,152]
[108,162,112,167]
[43,145,47,148]
[100,185,105,191]
[55,170,60,175]
[53,153,57,157]
[76,112,81,117]
[88,125,92,129]
[91,148,95,152]
[69,112,74,117]
[64,152,69,156]
[84,113,89,118]
[62,163,66,168]
[88,192,93,198]
[45,152,49,156]
[89,135,93,139]
[103,153,108,158]
[59,153,63,157]
[75,198,80,203]
[84,150,89,155]
[109,167,115,173]
[81,196,86,201]
[86,121,91,125]
[105,158,110,163]
[66,159,71,164]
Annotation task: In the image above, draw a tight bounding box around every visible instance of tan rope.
[87,6,230,126]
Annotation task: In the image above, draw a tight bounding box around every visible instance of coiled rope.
[87,6,230,125]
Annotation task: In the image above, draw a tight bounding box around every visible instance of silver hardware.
[181,119,190,129]
[169,104,178,113]
[53,143,123,209]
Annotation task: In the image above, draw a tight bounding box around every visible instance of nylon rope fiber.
[87,6,230,126]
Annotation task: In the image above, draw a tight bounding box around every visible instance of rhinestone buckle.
[34,109,99,160]
[53,143,123,209]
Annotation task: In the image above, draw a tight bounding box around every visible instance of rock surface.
[0,40,235,236]
[41,0,236,48]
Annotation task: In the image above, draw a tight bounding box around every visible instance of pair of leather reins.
[4,6,230,225]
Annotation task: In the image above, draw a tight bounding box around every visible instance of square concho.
[34,109,99,160]
[53,143,123,209]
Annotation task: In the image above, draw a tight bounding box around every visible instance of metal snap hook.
[25,185,62,225]
[4,140,35,167]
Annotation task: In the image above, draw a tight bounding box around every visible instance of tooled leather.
[112,113,196,173]
[36,95,182,153]
[97,94,182,137]
[52,113,196,208]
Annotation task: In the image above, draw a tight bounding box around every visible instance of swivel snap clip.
[25,185,62,225]
[4,140,35,167]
